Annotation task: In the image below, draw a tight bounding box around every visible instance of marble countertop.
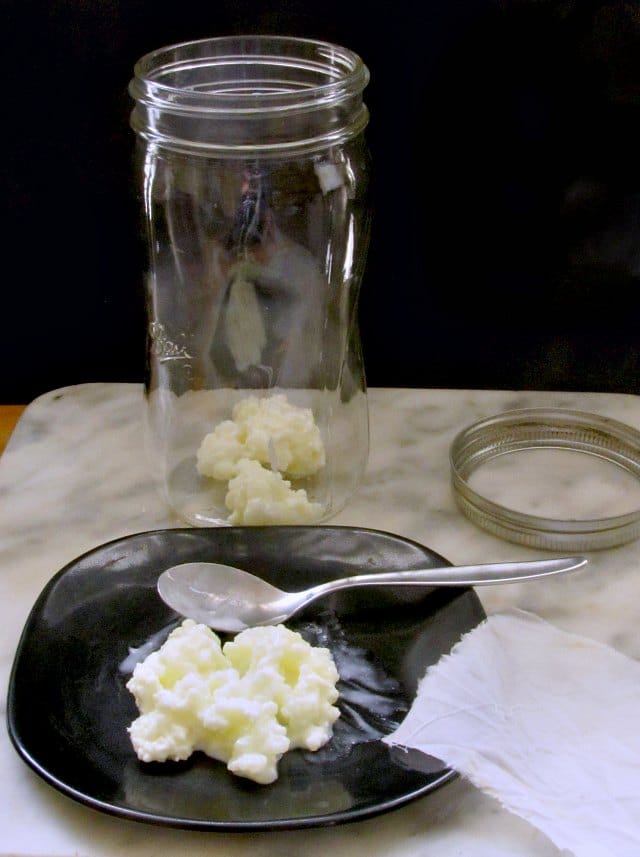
[2,383,639,857]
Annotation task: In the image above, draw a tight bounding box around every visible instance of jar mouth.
[130,35,369,116]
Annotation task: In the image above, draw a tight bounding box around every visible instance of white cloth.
[383,610,640,857]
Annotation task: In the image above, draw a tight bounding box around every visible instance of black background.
[4,0,640,402]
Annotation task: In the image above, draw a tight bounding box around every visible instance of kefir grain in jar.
[129,36,372,525]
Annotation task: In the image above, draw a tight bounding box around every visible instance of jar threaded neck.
[129,35,370,156]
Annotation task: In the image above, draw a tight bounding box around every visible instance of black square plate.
[7,525,485,830]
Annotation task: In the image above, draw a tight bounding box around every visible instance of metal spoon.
[157,555,587,633]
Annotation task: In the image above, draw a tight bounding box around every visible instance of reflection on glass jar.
[130,36,372,525]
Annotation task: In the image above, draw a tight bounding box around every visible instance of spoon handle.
[306,556,587,601]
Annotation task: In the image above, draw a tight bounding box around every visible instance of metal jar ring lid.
[450,408,640,551]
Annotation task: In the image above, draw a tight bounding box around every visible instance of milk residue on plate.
[119,623,178,675]
[297,614,409,761]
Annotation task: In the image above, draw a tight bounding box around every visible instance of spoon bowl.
[157,555,587,632]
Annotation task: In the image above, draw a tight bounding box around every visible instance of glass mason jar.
[129,36,372,526]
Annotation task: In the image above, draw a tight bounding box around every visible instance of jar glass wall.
[130,36,372,526]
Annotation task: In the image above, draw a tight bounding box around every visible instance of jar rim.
[129,35,370,116]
